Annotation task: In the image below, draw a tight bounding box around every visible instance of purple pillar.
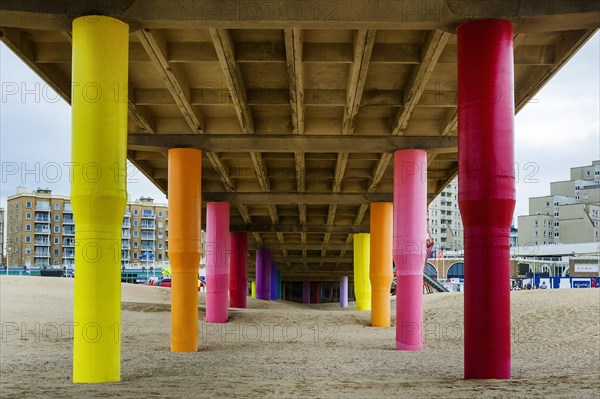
[270,263,278,300]
[229,232,247,308]
[340,276,348,308]
[302,280,310,304]
[206,202,230,323]
[256,249,271,300]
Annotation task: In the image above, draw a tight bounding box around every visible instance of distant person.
[540,281,547,289]
[592,278,597,288]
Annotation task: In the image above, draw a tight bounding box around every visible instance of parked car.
[159,278,171,288]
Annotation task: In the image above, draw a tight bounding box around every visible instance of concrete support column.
[457,19,515,379]
[229,232,247,308]
[370,203,394,327]
[311,282,321,304]
[276,271,282,300]
[353,233,371,310]
[256,249,271,300]
[394,150,427,351]
[206,202,230,323]
[340,276,348,308]
[302,280,311,304]
[270,263,278,300]
[71,15,128,383]
[168,149,202,352]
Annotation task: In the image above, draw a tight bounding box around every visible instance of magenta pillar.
[205,202,230,323]
[229,232,247,308]
[340,276,348,308]
[458,19,515,379]
[394,150,427,351]
[256,249,271,300]
[302,280,310,304]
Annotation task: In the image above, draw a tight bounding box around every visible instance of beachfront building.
[5,187,168,268]
[0,207,4,264]
[428,178,464,252]
[518,161,600,246]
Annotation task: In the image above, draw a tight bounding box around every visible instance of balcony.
[34,252,50,257]
[141,212,156,219]
[63,239,75,247]
[35,227,50,234]
[35,204,50,211]
[35,215,50,223]
[63,227,75,236]
[64,204,73,213]
[141,235,155,240]
[63,217,75,225]
[122,232,131,239]
[140,246,154,251]
[34,259,50,267]
[34,239,50,246]
[122,221,131,228]
[62,253,75,259]
[141,223,155,229]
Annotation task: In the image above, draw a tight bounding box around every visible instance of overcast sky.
[1,33,599,228]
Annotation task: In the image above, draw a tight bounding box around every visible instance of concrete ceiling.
[1,0,598,279]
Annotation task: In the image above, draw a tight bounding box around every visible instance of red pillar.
[229,232,247,308]
[311,282,321,304]
[457,19,515,379]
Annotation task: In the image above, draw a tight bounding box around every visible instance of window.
[133,242,138,248]
[54,260,59,266]
[26,212,31,220]
[54,214,60,221]
[25,224,31,231]
[158,254,163,260]
[133,209,139,216]
[54,249,59,256]
[133,253,138,259]
[554,221,559,227]
[26,201,31,208]
[534,231,539,238]
[554,211,559,217]
[54,203,60,210]
[158,221,163,228]
[25,248,31,255]
[158,232,163,239]
[554,201,559,206]
[534,220,539,227]
[545,201,550,207]
[54,237,59,244]
[555,232,559,237]
[54,225,60,233]
[133,231,139,237]
[158,211,163,217]
[158,243,163,249]
[25,236,31,243]
[133,220,139,227]
[586,170,591,176]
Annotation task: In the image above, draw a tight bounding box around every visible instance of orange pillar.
[168,148,202,352]
[370,202,393,327]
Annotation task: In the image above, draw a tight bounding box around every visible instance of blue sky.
[1,32,599,227]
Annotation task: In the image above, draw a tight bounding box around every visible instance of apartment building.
[5,187,168,268]
[428,178,464,251]
[518,160,600,246]
[0,207,4,264]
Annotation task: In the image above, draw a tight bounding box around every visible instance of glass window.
[54,225,59,233]
[25,248,31,255]
[25,224,31,231]
[54,214,60,221]
[158,211,163,217]
[133,209,139,216]
[26,212,31,220]
[25,236,31,243]
[158,243,163,249]
[54,249,59,256]
[54,203,60,210]
[158,221,163,228]
[26,201,31,208]
[133,220,139,226]
[133,231,138,237]
[54,237,59,244]
[133,253,138,259]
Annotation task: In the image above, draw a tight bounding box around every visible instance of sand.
[0,276,598,398]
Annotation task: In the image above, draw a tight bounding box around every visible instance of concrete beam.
[204,192,392,205]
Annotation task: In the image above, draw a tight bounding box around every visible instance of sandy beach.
[0,276,598,398]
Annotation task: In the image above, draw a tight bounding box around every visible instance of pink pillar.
[229,232,247,308]
[458,19,515,379]
[394,150,427,351]
[206,202,230,323]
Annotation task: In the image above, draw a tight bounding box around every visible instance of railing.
[63,228,75,236]
[35,227,50,234]
[63,217,75,224]
[34,240,50,246]
[35,216,50,222]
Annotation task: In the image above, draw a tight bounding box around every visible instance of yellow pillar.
[71,16,129,383]
[251,281,256,298]
[370,203,393,327]
[169,149,202,352]
[353,233,371,310]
